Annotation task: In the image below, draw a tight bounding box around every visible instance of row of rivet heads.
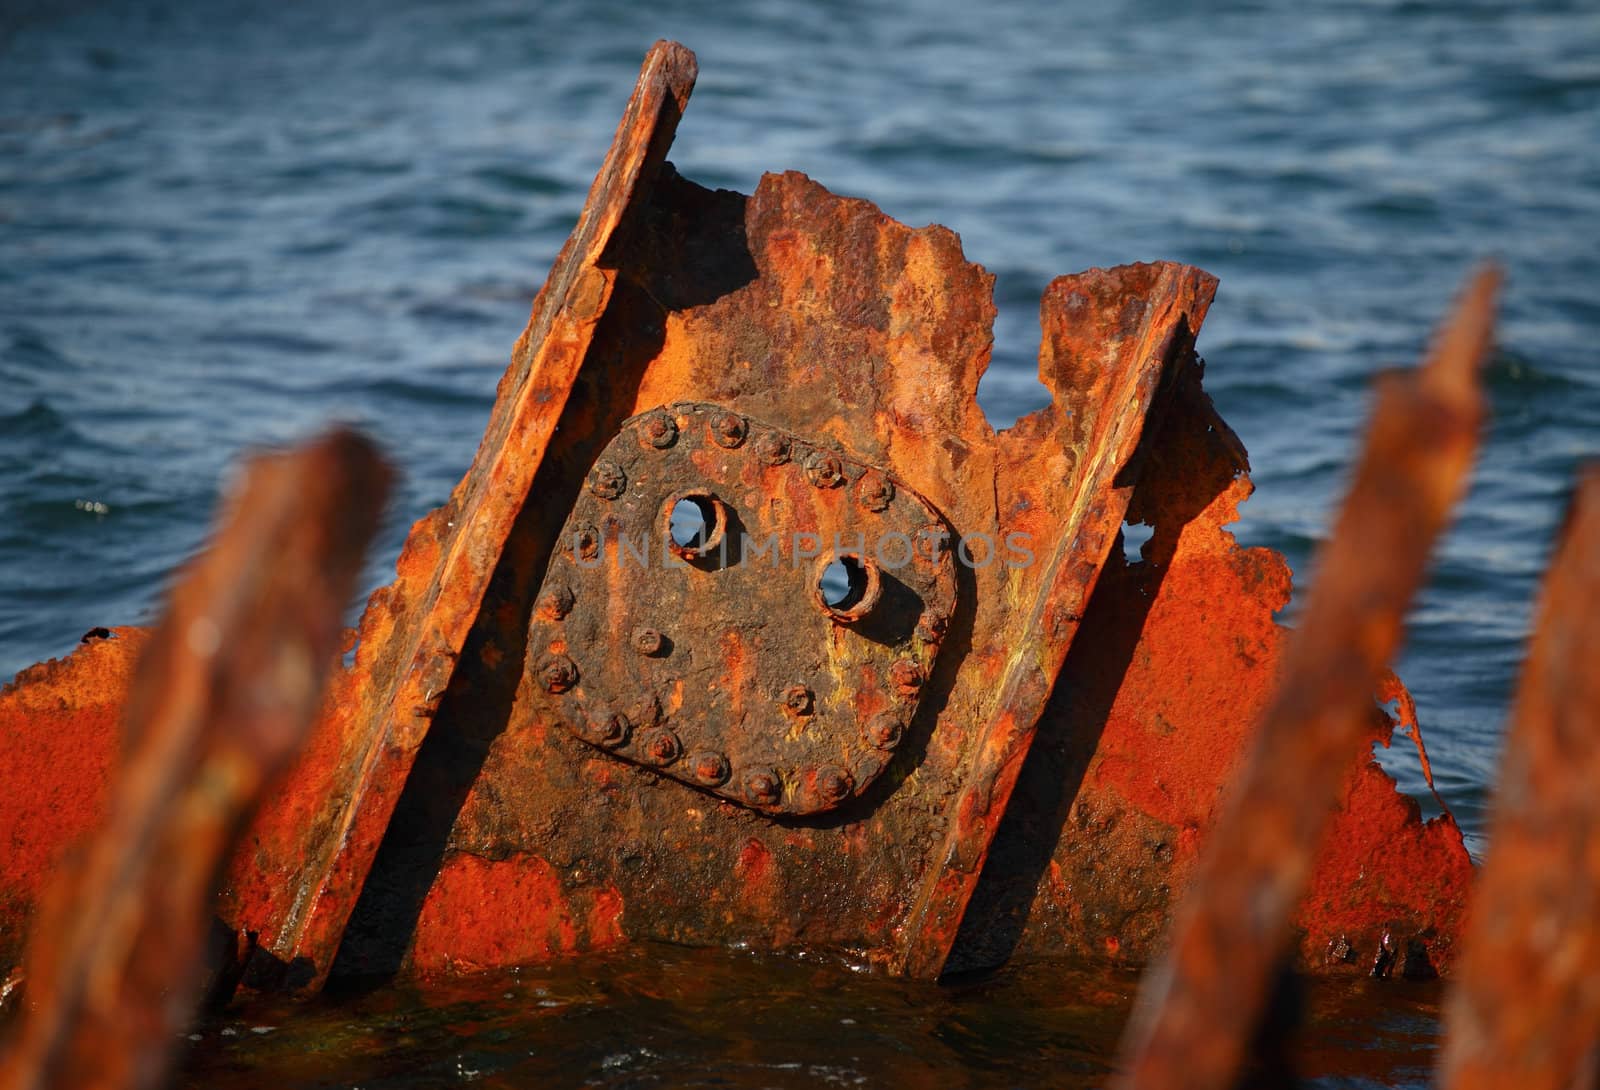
[587,406,955,644]
[583,406,902,517]
[532,612,919,811]
[537,404,938,810]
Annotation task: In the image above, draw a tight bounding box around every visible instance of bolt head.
[573,524,601,561]
[889,659,924,695]
[539,584,575,620]
[742,767,782,807]
[580,710,630,747]
[782,684,813,715]
[804,451,844,489]
[589,460,627,500]
[639,726,682,766]
[915,612,948,643]
[856,473,894,512]
[538,653,578,693]
[689,751,731,786]
[816,764,855,803]
[632,626,665,656]
[710,411,747,448]
[640,411,678,449]
[864,712,904,749]
[752,431,791,466]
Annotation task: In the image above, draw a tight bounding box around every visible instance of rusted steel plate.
[0,430,387,1090]
[947,364,1475,975]
[0,629,146,980]
[1440,470,1600,1090]
[321,127,1217,977]
[203,41,699,992]
[528,401,959,815]
[1113,267,1499,1090]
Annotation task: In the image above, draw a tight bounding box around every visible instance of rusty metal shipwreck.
[3,37,1594,1090]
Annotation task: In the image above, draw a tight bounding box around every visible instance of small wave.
[0,398,73,439]
[200,327,338,356]
[472,165,568,197]
[1484,347,1585,391]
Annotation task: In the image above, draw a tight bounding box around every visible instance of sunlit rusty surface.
[1439,470,1600,1090]
[0,431,387,1090]
[0,629,147,980]
[1113,267,1499,1090]
[322,155,1217,976]
[949,365,1475,977]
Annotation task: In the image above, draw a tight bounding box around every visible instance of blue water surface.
[1,3,1597,1080]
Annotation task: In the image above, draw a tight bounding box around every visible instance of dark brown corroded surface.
[528,401,958,816]
[1114,267,1498,1090]
[1440,470,1600,1090]
[0,431,387,1090]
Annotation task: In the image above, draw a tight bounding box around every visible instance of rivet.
[752,431,791,466]
[580,710,630,747]
[804,451,844,489]
[890,659,924,695]
[856,473,894,512]
[915,612,948,643]
[742,767,782,807]
[632,627,666,656]
[537,653,578,693]
[588,460,627,500]
[710,411,747,448]
[781,684,813,715]
[639,411,678,449]
[538,584,575,620]
[573,524,601,562]
[689,751,731,786]
[914,524,949,563]
[816,765,855,803]
[639,726,682,766]
[864,713,904,749]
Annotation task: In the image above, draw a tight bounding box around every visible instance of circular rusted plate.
[526,401,958,815]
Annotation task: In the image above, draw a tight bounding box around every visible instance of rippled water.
[177,942,1446,1090]
[3,1,1597,1084]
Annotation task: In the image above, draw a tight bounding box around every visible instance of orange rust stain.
[408,852,625,975]
[735,837,772,884]
[0,629,146,968]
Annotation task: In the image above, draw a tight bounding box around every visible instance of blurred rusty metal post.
[1439,469,1600,1090]
[0,430,389,1090]
[1113,267,1499,1090]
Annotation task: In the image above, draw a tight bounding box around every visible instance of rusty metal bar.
[897,265,1216,977]
[1439,469,1600,1090]
[0,430,388,1090]
[1112,266,1499,1090]
[240,41,698,991]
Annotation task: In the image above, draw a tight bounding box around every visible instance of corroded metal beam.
[212,41,699,991]
[1113,267,1499,1090]
[1440,469,1600,1090]
[0,431,387,1090]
